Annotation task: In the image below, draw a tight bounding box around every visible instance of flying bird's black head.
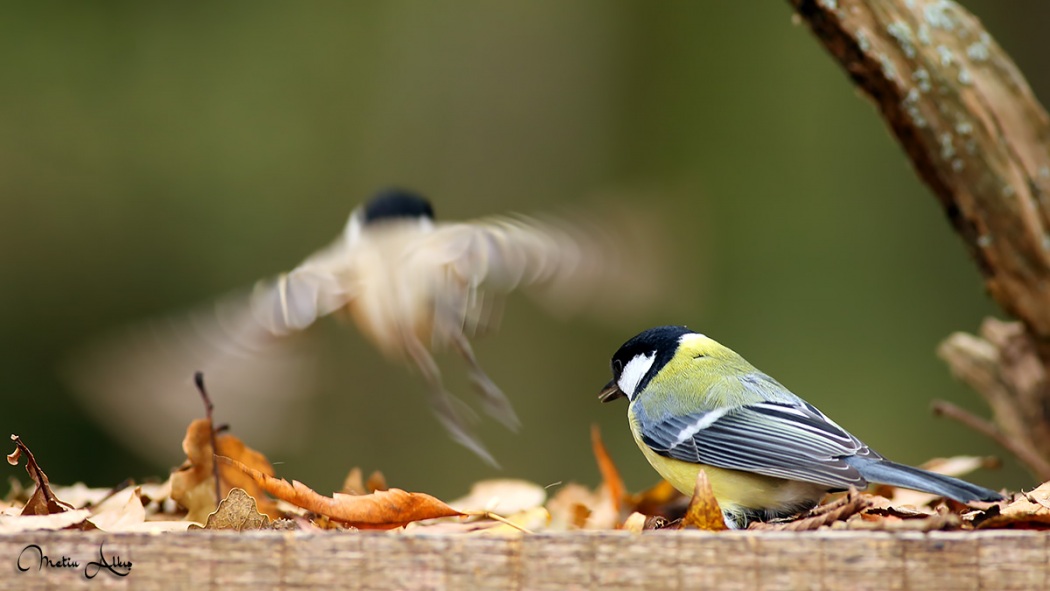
[362,188,436,225]
[600,325,693,403]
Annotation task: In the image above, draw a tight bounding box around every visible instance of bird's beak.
[598,380,625,403]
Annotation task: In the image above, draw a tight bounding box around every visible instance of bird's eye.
[611,359,623,376]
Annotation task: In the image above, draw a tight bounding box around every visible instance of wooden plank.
[977,531,1048,591]
[0,530,1048,590]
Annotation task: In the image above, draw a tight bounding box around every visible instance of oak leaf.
[189,488,271,531]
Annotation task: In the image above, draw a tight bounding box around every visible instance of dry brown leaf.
[87,487,145,531]
[621,511,648,533]
[919,455,1001,476]
[218,456,464,529]
[545,481,621,531]
[449,479,546,515]
[189,488,271,531]
[844,505,961,531]
[973,481,1050,529]
[749,490,870,532]
[138,479,173,505]
[49,483,114,509]
[679,469,727,531]
[341,467,366,495]
[546,483,596,530]
[405,506,547,535]
[475,507,549,536]
[590,424,625,514]
[341,467,389,495]
[367,471,387,492]
[628,479,688,521]
[861,495,936,515]
[620,512,672,531]
[66,485,189,533]
[0,509,92,534]
[170,419,279,523]
[8,435,75,516]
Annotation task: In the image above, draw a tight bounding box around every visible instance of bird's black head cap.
[363,188,435,225]
[602,325,693,402]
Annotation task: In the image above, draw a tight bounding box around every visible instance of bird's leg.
[401,328,498,467]
[449,329,521,431]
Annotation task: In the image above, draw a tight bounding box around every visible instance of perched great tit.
[600,325,1003,528]
[69,188,652,467]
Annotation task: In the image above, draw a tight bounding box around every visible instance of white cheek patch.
[618,352,656,400]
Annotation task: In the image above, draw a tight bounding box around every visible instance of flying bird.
[67,188,655,466]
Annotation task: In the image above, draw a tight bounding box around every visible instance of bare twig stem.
[194,371,223,505]
[931,399,1050,481]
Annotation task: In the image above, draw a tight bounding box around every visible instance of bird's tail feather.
[846,456,1001,502]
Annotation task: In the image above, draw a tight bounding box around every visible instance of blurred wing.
[63,289,320,467]
[250,237,355,336]
[638,400,873,489]
[410,215,610,340]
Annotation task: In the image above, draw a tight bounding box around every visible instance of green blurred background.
[3,2,1047,499]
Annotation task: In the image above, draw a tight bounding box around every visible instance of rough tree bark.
[787,0,1050,481]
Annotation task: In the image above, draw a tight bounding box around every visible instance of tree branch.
[788,0,1050,343]
[788,0,1050,479]
[931,399,1050,481]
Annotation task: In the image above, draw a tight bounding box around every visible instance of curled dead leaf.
[621,511,647,533]
[590,424,625,515]
[919,455,1001,476]
[844,505,961,532]
[973,481,1050,529]
[0,510,91,534]
[546,482,619,531]
[628,479,688,521]
[218,456,464,529]
[170,419,279,524]
[340,467,389,495]
[680,469,727,531]
[8,435,75,516]
[87,487,145,531]
[449,479,546,515]
[749,489,870,532]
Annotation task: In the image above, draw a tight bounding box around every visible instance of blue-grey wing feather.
[638,397,877,490]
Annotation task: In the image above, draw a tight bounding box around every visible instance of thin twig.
[194,371,223,506]
[463,511,534,534]
[931,399,1050,481]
